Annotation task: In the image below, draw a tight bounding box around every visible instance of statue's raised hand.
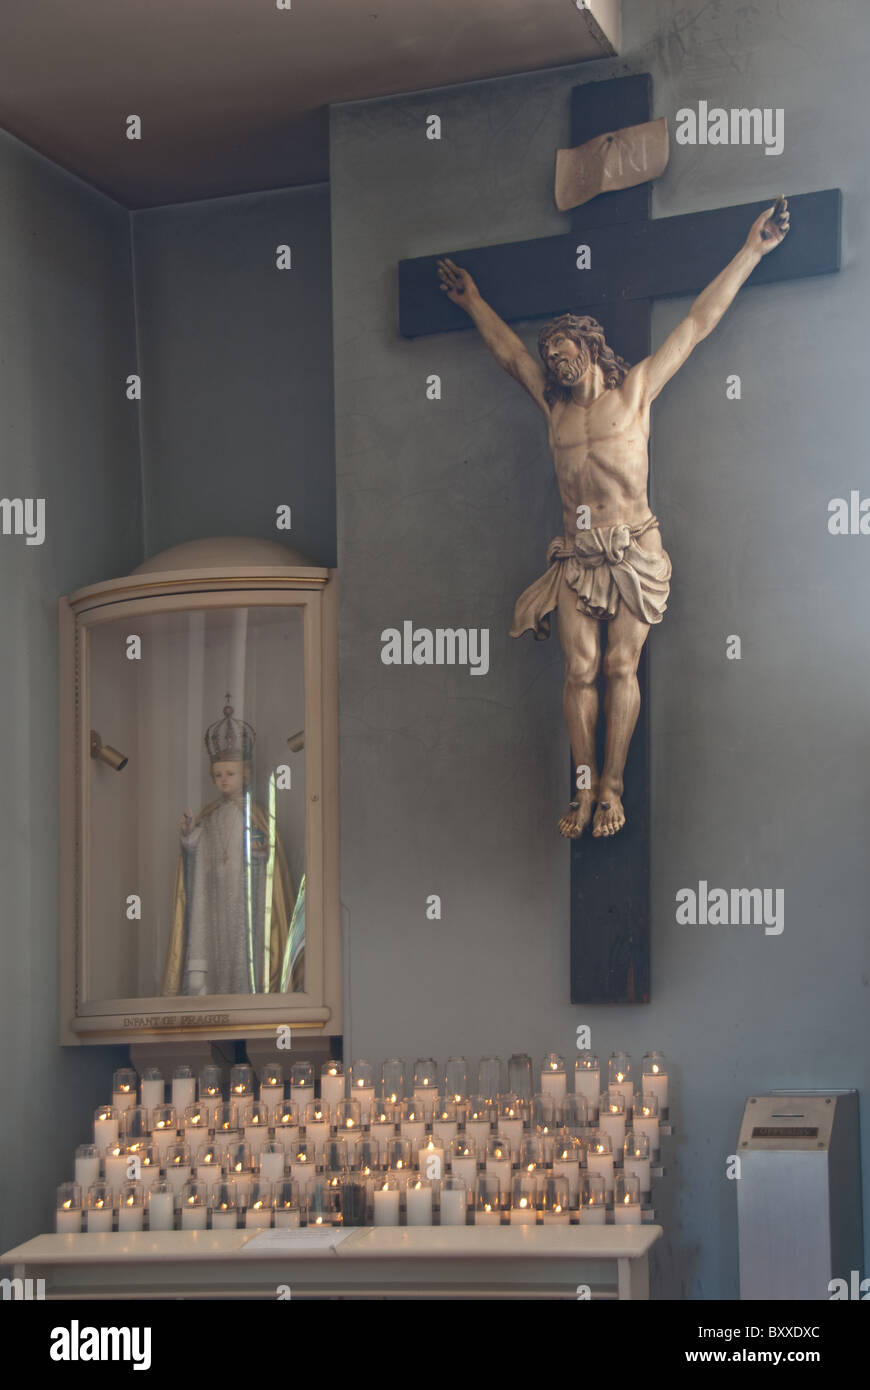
[437,257,479,309]
[746,196,790,256]
[180,809,197,834]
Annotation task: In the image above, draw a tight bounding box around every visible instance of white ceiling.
[0,0,619,208]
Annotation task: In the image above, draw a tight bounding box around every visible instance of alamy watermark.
[675,881,784,935]
[381,621,490,676]
[0,497,44,545]
[675,102,784,157]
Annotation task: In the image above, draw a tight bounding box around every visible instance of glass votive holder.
[532,1092,558,1134]
[103,1141,129,1198]
[412,1057,438,1097]
[289,1142,319,1195]
[211,1179,240,1229]
[182,1103,209,1149]
[559,1093,591,1132]
[259,1062,284,1107]
[56,1182,83,1233]
[519,1134,546,1173]
[579,1173,607,1225]
[448,1136,478,1188]
[641,1052,669,1120]
[140,1066,164,1110]
[397,1100,427,1146]
[199,1063,223,1105]
[323,1137,349,1174]
[623,1131,651,1200]
[349,1135,381,1174]
[147,1180,176,1231]
[258,1140,287,1183]
[86,1181,114,1232]
[74,1144,101,1192]
[180,1179,209,1229]
[573,1052,600,1112]
[171,1064,197,1112]
[339,1171,370,1226]
[150,1105,179,1161]
[614,1173,642,1223]
[439,1175,468,1226]
[229,1064,255,1109]
[303,1100,331,1159]
[335,1098,362,1142]
[497,1095,528,1156]
[541,1176,572,1224]
[465,1096,494,1150]
[585,1131,615,1198]
[192,1139,223,1196]
[634,1092,660,1159]
[369,1097,397,1127]
[245,1179,273,1228]
[474,1174,504,1225]
[432,1100,462,1146]
[404,1175,433,1226]
[485,1135,513,1188]
[320,1061,345,1108]
[225,1141,255,1198]
[607,1052,634,1112]
[552,1134,582,1195]
[380,1059,406,1105]
[417,1135,446,1183]
[165,1143,193,1196]
[273,1101,300,1150]
[122,1105,150,1147]
[273,1179,301,1227]
[242,1102,271,1146]
[443,1056,469,1103]
[599,1090,627,1160]
[384,1137,413,1174]
[507,1053,534,1100]
[289,1061,315,1110]
[540,1053,567,1100]
[112,1068,138,1113]
[132,1144,161,1193]
[93,1104,120,1149]
[349,1059,376,1120]
[213,1101,240,1140]
[509,1173,538,1225]
[118,1181,144,1231]
[476,1058,503,1104]
[307,1180,342,1227]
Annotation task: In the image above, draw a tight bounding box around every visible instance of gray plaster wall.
[132,186,336,565]
[0,130,140,1253]
[331,0,870,1299]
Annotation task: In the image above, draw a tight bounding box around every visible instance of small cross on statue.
[398,75,841,1004]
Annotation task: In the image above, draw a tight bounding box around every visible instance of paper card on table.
[240,1226,355,1252]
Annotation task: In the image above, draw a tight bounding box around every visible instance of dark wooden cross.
[397,74,841,1005]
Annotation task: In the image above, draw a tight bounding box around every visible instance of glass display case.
[59,538,340,1043]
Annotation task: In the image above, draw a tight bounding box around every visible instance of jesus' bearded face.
[544,332,591,388]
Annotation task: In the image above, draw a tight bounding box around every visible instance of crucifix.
[397,75,841,1005]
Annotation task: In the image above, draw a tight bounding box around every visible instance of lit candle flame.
[62,1200,72,1210]
[519,1197,528,1209]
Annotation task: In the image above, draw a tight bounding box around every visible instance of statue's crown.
[204,694,255,764]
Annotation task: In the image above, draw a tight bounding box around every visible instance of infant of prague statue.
[162,697,301,996]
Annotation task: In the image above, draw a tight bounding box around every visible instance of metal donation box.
[736,1090,862,1300]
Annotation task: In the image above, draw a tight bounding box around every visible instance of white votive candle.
[573,1058,600,1109]
[93,1108,119,1149]
[465,1119,491,1149]
[87,1205,113,1232]
[118,1201,144,1232]
[258,1148,286,1182]
[475,1206,501,1226]
[405,1182,433,1226]
[147,1189,175,1231]
[586,1150,614,1198]
[580,1202,607,1225]
[212,1208,238,1230]
[417,1141,445,1181]
[320,1068,345,1108]
[171,1075,196,1112]
[510,1201,537,1226]
[56,1186,82,1234]
[141,1076,164,1110]
[181,1204,208,1230]
[439,1185,468,1226]
[74,1147,101,1192]
[373,1185,400,1226]
[624,1155,651,1198]
[613,1200,641,1225]
[274,1207,301,1228]
[451,1155,477,1188]
[104,1150,129,1198]
[245,1203,272,1229]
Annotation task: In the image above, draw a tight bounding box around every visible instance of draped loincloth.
[510,514,672,640]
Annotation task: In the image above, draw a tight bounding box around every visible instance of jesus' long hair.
[538,314,631,405]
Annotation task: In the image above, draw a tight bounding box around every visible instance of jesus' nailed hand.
[438,198,789,840]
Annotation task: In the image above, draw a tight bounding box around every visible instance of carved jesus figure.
[438,199,789,838]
